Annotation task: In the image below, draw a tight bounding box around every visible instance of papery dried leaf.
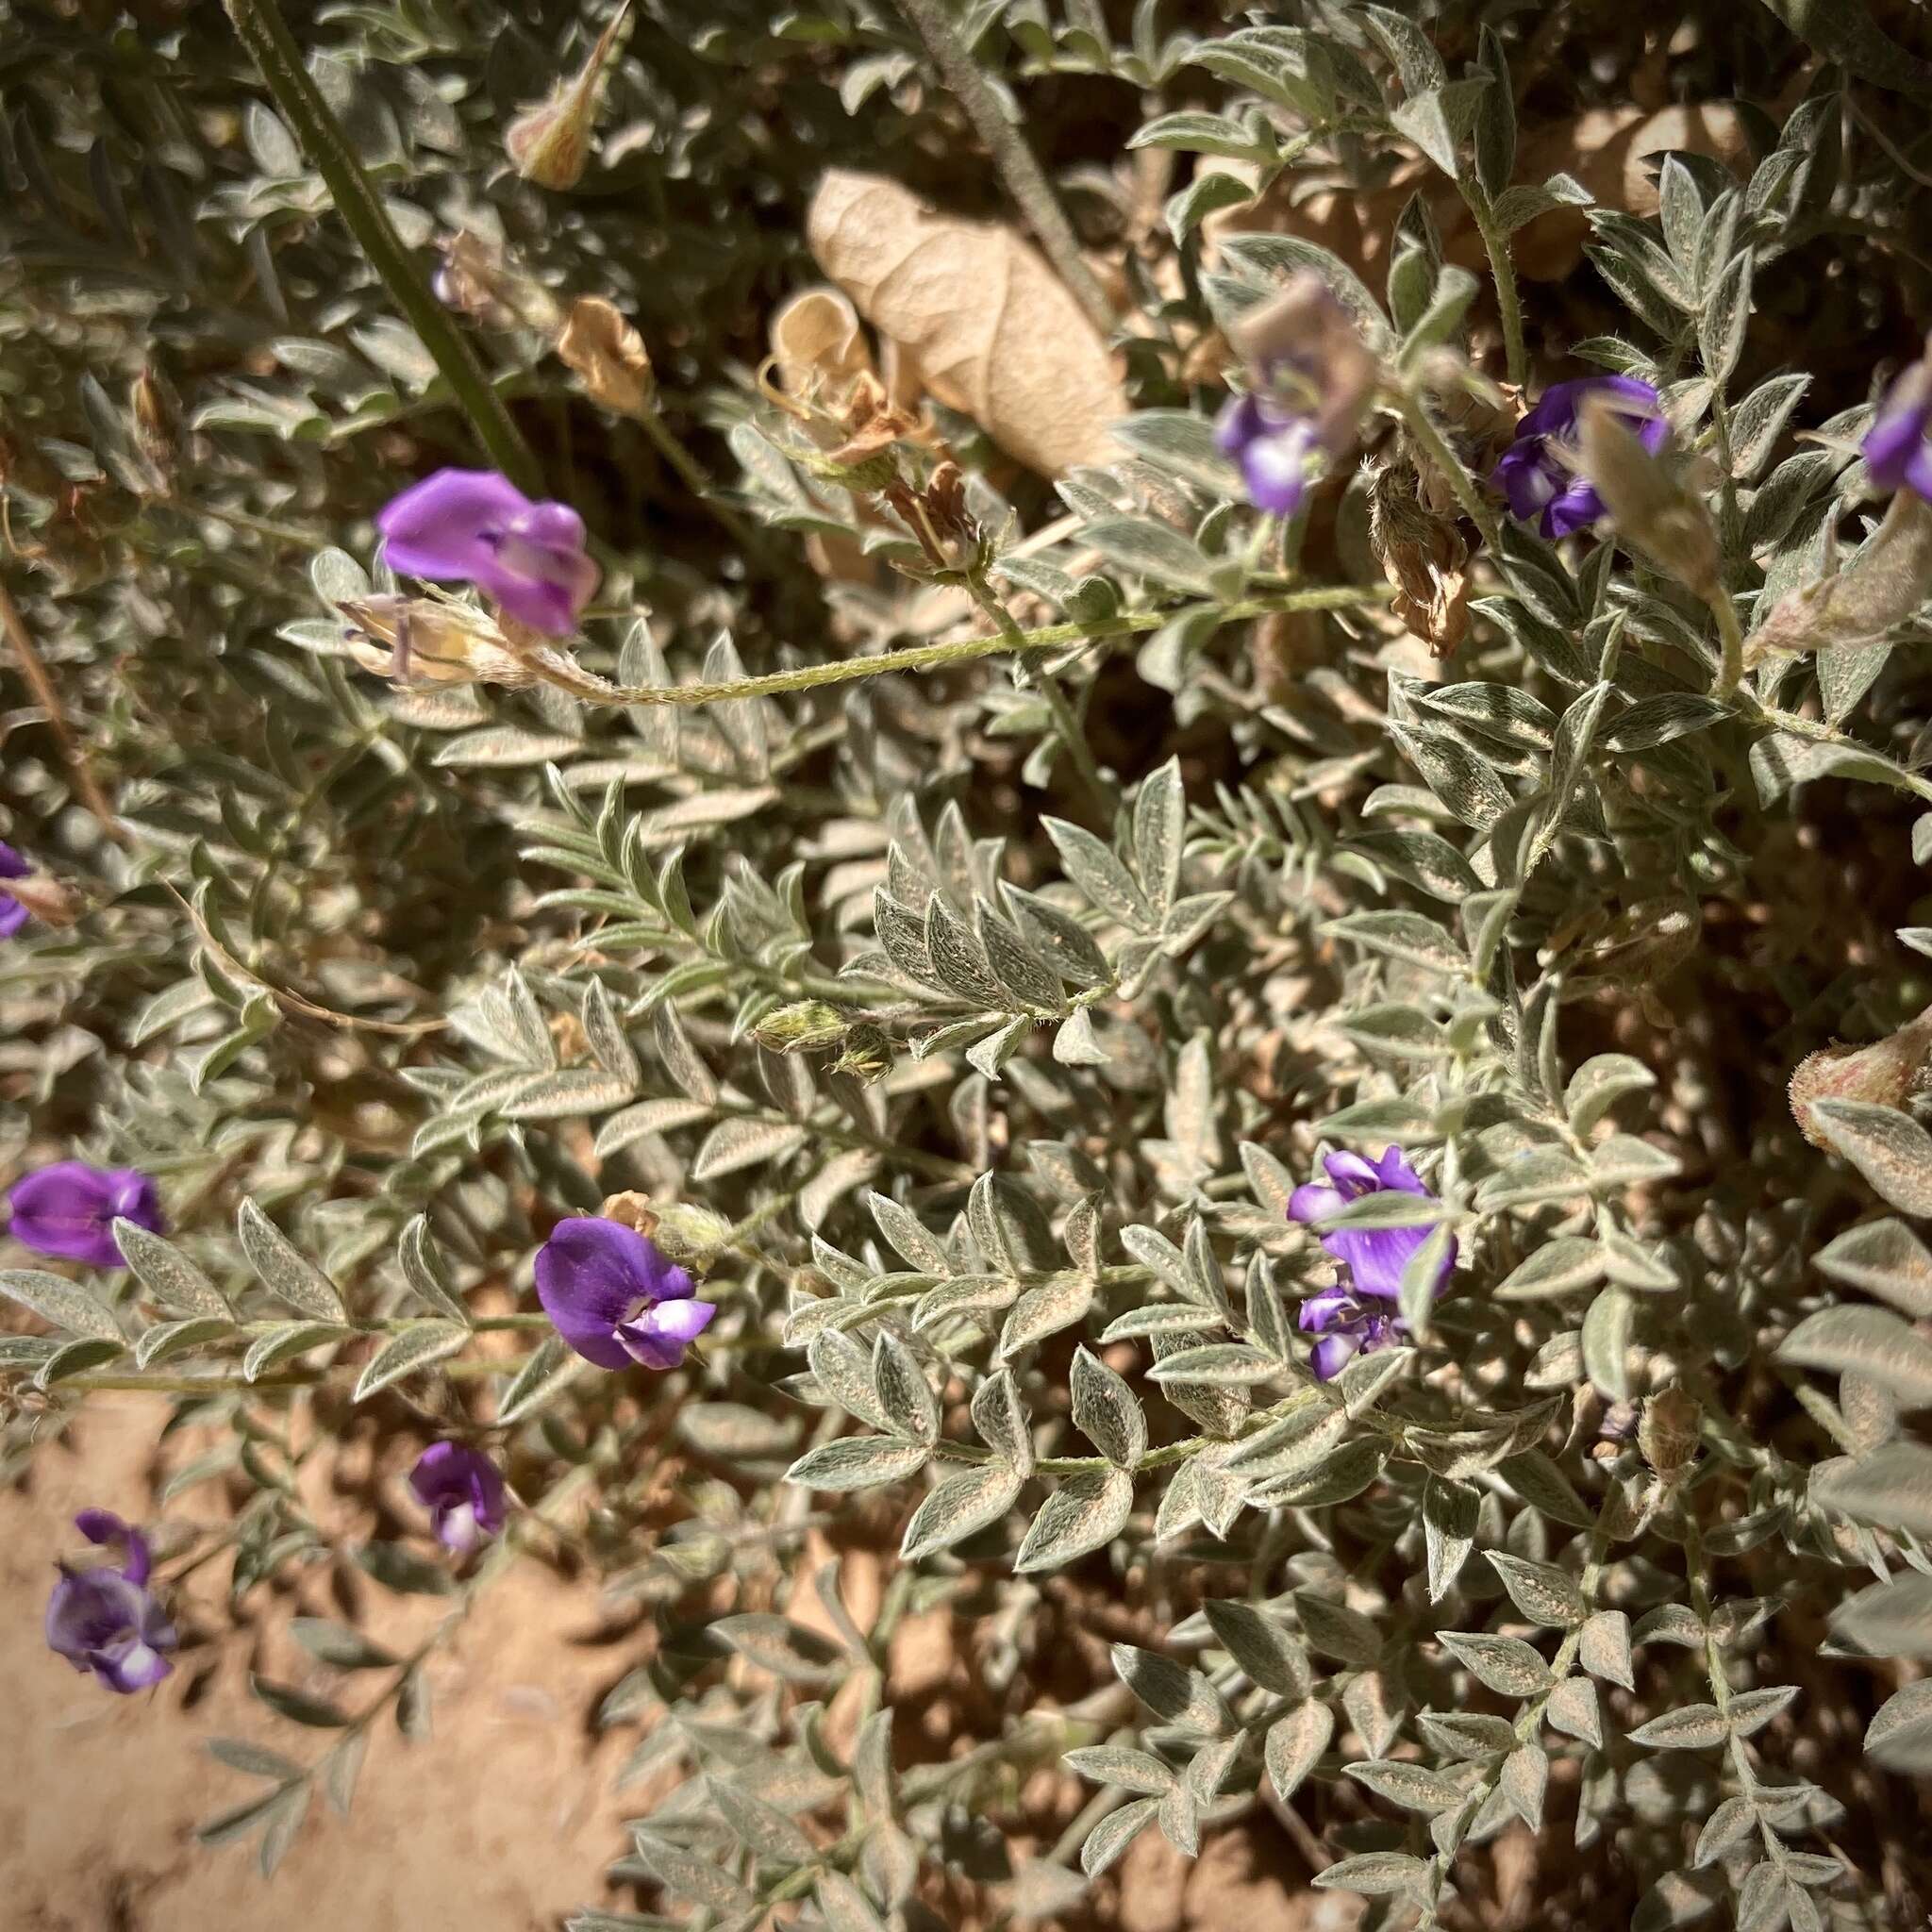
[807,170,1127,476]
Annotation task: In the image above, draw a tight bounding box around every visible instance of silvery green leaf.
[1500,1742,1548,1829]
[398,1215,471,1326]
[1866,1677,1932,1771]
[291,1617,398,1670]
[1070,1345,1146,1467]
[495,1334,585,1425]
[238,1199,346,1323]
[899,1460,1024,1560]
[976,901,1064,1012]
[1488,1552,1587,1628]
[1132,756,1185,917]
[1257,1438,1387,1507]
[0,1268,123,1341]
[1545,1674,1602,1747]
[1779,1305,1932,1406]
[1697,246,1753,388]
[1473,25,1514,195]
[808,1332,895,1430]
[1808,1099,1932,1213]
[502,1068,639,1120]
[629,1831,757,1913]
[1400,1224,1455,1342]
[1321,908,1465,975]
[971,1367,1035,1472]
[1359,5,1446,91]
[1052,1007,1110,1067]
[36,1337,125,1385]
[1084,516,1216,594]
[1565,1054,1657,1136]
[691,1117,808,1181]
[1336,1345,1413,1416]
[1499,1451,1594,1528]
[1423,1475,1477,1602]
[712,1613,845,1683]
[1146,1341,1275,1386]
[1004,884,1112,989]
[1599,693,1730,753]
[1296,1591,1382,1669]
[135,1314,235,1367]
[1109,413,1241,495]
[1727,1684,1798,1737]
[1014,1468,1133,1572]
[1204,1598,1310,1697]
[1728,372,1811,481]
[581,979,640,1085]
[114,1221,230,1317]
[872,1331,939,1444]
[1577,1609,1635,1690]
[1347,1757,1464,1813]
[1109,1643,1234,1734]
[1228,1401,1349,1477]
[1263,1698,1332,1804]
[1043,816,1155,929]
[243,1322,349,1381]
[652,1003,718,1105]
[711,1778,816,1867]
[1814,1441,1932,1541]
[208,1738,305,1782]
[1312,1850,1431,1899]
[352,1323,467,1402]
[1063,1744,1176,1794]
[867,1191,951,1274]
[1079,1795,1158,1878]
[1628,1702,1731,1750]
[1437,1630,1554,1696]
[815,1873,889,1932]
[1495,1236,1606,1301]
[1581,1285,1636,1401]
[1693,1793,1758,1867]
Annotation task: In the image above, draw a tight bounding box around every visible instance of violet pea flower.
[408,1442,508,1554]
[45,1508,177,1693]
[0,840,29,939]
[1288,1146,1456,1382]
[7,1160,164,1268]
[534,1216,716,1371]
[1215,393,1321,518]
[375,469,600,638]
[1491,375,1666,540]
[1862,362,1932,504]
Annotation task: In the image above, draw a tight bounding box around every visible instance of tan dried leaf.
[807,170,1126,476]
[557,295,653,416]
[770,287,874,403]
[1369,459,1470,660]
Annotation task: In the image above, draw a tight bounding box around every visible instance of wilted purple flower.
[1492,375,1666,539]
[1863,362,1932,504]
[408,1441,508,1554]
[534,1216,716,1370]
[375,469,599,637]
[0,841,29,939]
[45,1508,176,1693]
[1216,394,1321,517]
[1289,1146,1456,1381]
[8,1160,163,1268]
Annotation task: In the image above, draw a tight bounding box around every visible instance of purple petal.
[1287,1182,1347,1227]
[1864,378,1931,492]
[97,1635,175,1694]
[1370,1146,1429,1196]
[616,1294,716,1371]
[479,532,600,637]
[1541,480,1607,540]
[1297,1288,1357,1335]
[45,1568,174,1691]
[1240,423,1314,516]
[0,893,27,938]
[1215,393,1264,455]
[8,1161,162,1268]
[408,1441,508,1550]
[74,1508,150,1585]
[0,840,27,879]
[1323,1151,1382,1196]
[1308,1329,1361,1381]
[1906,444,1932,508]
[1491,442,1561,525]
[1324,1224,1428,1301]
[377,469,534,581]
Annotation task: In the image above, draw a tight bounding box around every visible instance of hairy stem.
[1468,198,1528,391]
[891,0,1117,338]
[223,0,541,493]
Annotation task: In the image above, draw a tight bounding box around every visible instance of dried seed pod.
[557,295,653,417]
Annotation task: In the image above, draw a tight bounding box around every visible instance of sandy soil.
[5,1399,1340,1931]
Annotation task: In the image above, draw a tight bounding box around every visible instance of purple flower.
[0,840,29,939]
[1289,1146,1456,1380]
[1491,376,1666,540]
[1216,393,1321,517]
[1863,364,1932,504]
[1297,1286,1406,1383]
[44,1509,176,1693]
[375,469,599,637]
[8,1160,164,1268]
[534,1216,716,1371]
[408,1441,508,1554]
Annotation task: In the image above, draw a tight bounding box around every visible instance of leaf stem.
[222,0,541,494]
[1467,197,1528,391]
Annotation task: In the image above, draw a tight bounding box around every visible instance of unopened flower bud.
[1368,457,1469,659]
[129,366,176,491]
[1789,1003,1932,1146]
[1575,395,1720,599]
[650,1201,732,1271]
[753,1001,848,1054]
[557,295,654,417]
[435,232,562,332]
[3,871,87,928]
[336,594,541,690]
[1748,489,1932,660]
[832,1022,892,1084]
[505,2,632,190]
[1638,1384,1701,1482]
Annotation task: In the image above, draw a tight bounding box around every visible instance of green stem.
[631,406,759,554]
[551,585,1389,711]
[1707,583,1745,698]
[222,0,541,494]
[1469,198,1528,391]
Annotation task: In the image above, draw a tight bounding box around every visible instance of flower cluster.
[44,1509,176,1694]
[1289,1146,1455,1380]
[7,1161,163,1268]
